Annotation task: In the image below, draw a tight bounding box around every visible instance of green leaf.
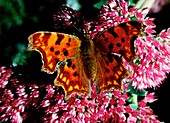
[66,0,81,10]
[131,17,138,21]
[12,43,30,66]
[107,92,112,98]
[129,85,147,96]
[128,0,136,6]
[93,0,106,9]
[129,103,138,110]
[126,96,133,102]
[134,59,140,65]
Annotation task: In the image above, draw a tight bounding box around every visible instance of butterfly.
[28,21,143,99]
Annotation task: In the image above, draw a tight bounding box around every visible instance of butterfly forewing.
[94,21,142,62]
[28,32,81,74]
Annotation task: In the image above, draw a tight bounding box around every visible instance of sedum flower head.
[1,0,170,122]
[0,66,161,122]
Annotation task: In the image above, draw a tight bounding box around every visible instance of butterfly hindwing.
[95,52,129,92]
[55,57,90,99]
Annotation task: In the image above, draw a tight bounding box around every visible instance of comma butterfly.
[28,21,143,99]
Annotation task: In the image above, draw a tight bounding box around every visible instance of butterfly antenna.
[72,24,82,34]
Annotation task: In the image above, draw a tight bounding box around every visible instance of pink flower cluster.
[128,27,170,89]
[43,86,160,123]
[0,66,160,122]
[53,4,81,30]
[0,66,12,88]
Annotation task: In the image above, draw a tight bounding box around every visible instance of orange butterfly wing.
[95,53,129,91]
[28,32,90,98]
[28,32,81,73]
[94,21,142,92]
[55,58,90,99]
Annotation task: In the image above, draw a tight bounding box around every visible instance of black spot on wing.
[113,55,122,63]
[44,40,47,44]
[118,23,129,34]
[55,33,64,45]
[101,34,108,41]
[64,50,68,56]
[107,53,114,63]
[121,38,125,43]
[55,58,60,63]
[110,76,114,80]
[107,28,119,38]
[44,32,51,36]
[73,72,78,77]
[116,43,122,47]
[108,43,114,51]
[105,68,110,73]
[66,43,70,46]
[104,38,108,41]
[68,38,71,42]
[72,64,76,70]
[118,21,142,34]
[101,33,105,38]
[50,47,54,52]
[118,49,125,56]
[55,51,60,55]
[66,59,72,68]
[128,21,142,30]
[106,60,109,66]
[42,33,51,45]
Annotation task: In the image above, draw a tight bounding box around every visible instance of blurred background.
[0,0,170,122]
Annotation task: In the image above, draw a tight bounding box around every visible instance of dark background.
[0,0,170,122]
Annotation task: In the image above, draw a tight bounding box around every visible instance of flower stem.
[131,93,138,105]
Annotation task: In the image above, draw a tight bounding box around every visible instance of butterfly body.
[80,35,97,81]
[28,21,143,99]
